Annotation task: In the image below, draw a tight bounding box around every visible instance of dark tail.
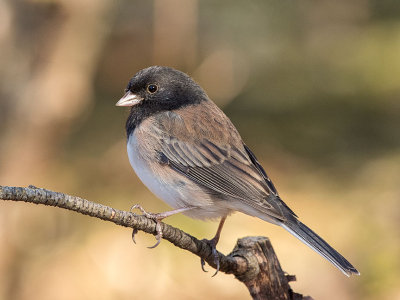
[281,219,360,276]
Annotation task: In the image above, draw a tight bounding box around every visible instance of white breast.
[127,134,182,209]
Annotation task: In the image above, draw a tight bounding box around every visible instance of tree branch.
[0,185,311,299]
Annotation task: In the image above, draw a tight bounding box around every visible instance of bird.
[116,65,359,277]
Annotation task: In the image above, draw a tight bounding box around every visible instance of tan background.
[0,0,399,299]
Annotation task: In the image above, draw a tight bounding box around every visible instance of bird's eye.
[147,84,158,93]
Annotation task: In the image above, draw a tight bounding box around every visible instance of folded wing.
[159,137,289,221]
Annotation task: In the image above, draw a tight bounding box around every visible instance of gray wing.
[158,137,289,221]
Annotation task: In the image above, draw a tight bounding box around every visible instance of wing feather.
[160,138,286,221]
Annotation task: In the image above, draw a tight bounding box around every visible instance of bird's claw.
[131,228,138,244]
[200,257,208,272]
[147,221,163,249]
[130,204,151,217]
[130,204,164,248]
[211,247,220,277]
[200,238,220,277]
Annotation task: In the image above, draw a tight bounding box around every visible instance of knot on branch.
[229,237,263,281]
[227,236,307,300]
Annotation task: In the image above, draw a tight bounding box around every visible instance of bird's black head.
[116,66,207,136]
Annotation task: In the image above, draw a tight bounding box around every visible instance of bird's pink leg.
[201,215,227,276]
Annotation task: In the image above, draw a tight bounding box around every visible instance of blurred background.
[0,0,399,299]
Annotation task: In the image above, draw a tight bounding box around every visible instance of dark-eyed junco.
[116,66,359,276]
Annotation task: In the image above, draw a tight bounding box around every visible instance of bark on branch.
[0,185,311,300]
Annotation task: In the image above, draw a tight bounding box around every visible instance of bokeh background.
[0,0,399,299]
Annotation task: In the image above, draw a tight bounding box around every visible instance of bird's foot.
[130,204,164,248]
[200,237,220,277]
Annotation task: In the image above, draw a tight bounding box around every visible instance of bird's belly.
[127,135,231,219]
[127,139,180,207]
